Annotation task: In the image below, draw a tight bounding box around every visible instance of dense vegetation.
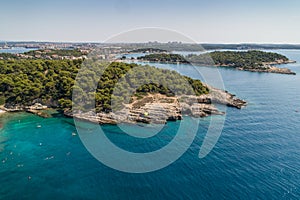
[74,61,208,112]
[0,53,19,60]
[138,50,289,69]
[190,50,289,68]
[0,59,80,108]
[137,53,189,63]
[24,49,85,57]
[0,59,208,112]
[0,49,86,61]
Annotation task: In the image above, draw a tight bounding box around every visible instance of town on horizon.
[2,41,300,51]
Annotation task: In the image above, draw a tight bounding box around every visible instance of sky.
[1,0,300,43]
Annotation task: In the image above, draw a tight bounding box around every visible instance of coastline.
[236,60,296,75]
[64,88,247,125]
[237,66,296,75]
[134,58,297,75]
[0,106,7,115]
[0,88,247,125]
[0,104,52,118]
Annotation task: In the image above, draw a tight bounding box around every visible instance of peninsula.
[137,50,296,75]
[0,57,246,124]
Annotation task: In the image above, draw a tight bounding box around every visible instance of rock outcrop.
[238,66,296,75]
[2,103,50,118]
[66,89,247,124]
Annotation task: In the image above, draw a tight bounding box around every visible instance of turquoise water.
[1,50,300,199]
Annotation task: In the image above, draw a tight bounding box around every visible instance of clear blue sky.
[1,0,300,43]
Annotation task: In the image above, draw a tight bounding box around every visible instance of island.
[0,56,246,124]
[137,50,296,75]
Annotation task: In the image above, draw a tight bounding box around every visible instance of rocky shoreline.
[238,66,296,75]
[0,109,6,115]
[0,103,51,118]
[0,89,247,125]
[65,88,247,124]
[236,60,297,75]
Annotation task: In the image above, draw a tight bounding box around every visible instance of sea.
[0,48,37,54]
[0,50,300,199]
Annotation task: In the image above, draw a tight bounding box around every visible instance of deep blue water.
[1,50,300,199]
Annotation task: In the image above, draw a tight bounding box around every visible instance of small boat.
[44,156,54,160]
[72,132,77,136]
[37,125,42,128]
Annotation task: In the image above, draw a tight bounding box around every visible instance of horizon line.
[1,40,300,45]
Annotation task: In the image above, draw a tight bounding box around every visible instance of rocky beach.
[65,87,246,124]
